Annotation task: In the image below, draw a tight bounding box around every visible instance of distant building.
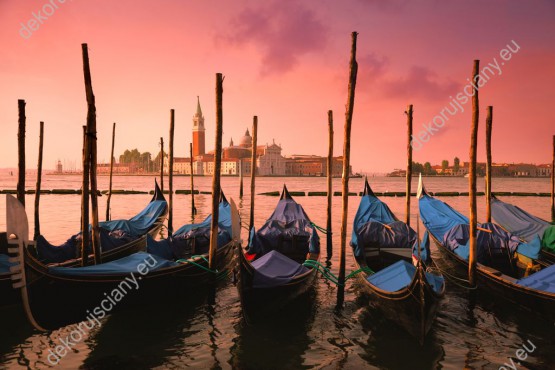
[192,96,205,157]
[56,160,63,174]
[164,98,350,176]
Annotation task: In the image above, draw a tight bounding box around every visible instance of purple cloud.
[381,66,459,101]
[226,1,328,75]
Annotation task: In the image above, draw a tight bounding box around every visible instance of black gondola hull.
[21,241,237,330]
[432,234,555,322]
[354,257,443,343]
[236,246,318,322]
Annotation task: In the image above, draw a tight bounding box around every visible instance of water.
[0,173,554,369]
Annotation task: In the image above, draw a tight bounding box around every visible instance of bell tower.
[192,96,205,157]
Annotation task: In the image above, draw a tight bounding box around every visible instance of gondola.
[491,195,555,263]
[33,180,168,267]
[236,185,320,321]
[0,181,167,308]
[351,179,445,344]
[6,192,240,331]
[418,175,555,322]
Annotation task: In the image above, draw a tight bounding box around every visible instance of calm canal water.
[0,173,553,369]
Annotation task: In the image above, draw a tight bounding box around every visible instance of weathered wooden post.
[168,109,175,234]
[326,110,333,260]
[406,104,413,226]
[337,32,359,305]
[209,73,224,271]
[160,137,164,193]
[17,99,26,207]
[485,106,493,223]
[189,142,197,218]
[106,122,116,221]
[469,60,480,287]
[249,116,258,233]
[82,43,101,265]
[239,159,244,199]
[81,125,90,266]
[34,121,44,240]
[551,135,554,223]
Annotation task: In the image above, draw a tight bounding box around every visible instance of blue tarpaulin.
[247,192,319,256]
[491,197,551,243]
[516,263,555,293]
[36,228,136,264]
[419,194,469,242]
[35,197,166,264]
[0,254,15,274]
[99,200,167,237]
[251,250,309,288]
[351,186,430,263]
[442,223,521,264]
[49,252,178,276]
[420,193,541,262]
[146,200,232,259]
[366,259,444,293]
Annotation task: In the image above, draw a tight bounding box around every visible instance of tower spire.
[196,96,203,117]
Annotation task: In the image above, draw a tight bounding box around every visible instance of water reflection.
[230,288,317,370]
[81,293,208,369]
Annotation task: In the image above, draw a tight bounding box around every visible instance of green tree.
[453,157,460,173]
[441,160,449,173]
[424,162,434,175]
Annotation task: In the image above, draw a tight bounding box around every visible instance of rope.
[176,255,219,274]
[303,259,341,285]
[302,260,373,286]
[430,258,477,290]
[310,222,330,235]
[345,266,374,280]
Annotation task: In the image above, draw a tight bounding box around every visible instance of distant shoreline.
[44,172,364,178]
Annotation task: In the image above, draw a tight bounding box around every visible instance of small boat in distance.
[236,185,320,322]
[351,179,445,344]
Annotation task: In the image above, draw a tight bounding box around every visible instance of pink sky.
[0,0,554,173]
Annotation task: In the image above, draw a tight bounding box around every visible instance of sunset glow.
[1,0,554,173]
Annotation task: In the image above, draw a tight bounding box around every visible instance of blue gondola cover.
[491,197,551,243]
[251,250,309,288]
[247,195,319,256]
[366,259,444,293]
[49,252,178,276]
[516,263,555,293]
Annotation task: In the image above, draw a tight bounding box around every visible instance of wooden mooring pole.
[106,122,116,221]
[160,137,164,193]
[81,125,90,266]
[551,135,555,223]
[190,142,197,218]
[337,32,358,306]
[34,121,44,240]
[209,73,224,271]
[406,104,413,226]
[17,99,26,208]
[326,110,333,260]
[239,159,244,199]
[82,43,101,265]
[168,109,175,234]
[249,116,258,234]
[468,60,480,287]
[485,106,493,223]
